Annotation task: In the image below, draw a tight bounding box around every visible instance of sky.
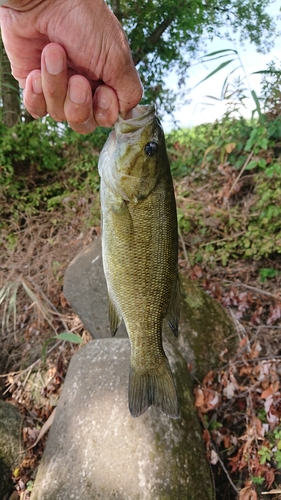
[163,1,281,130]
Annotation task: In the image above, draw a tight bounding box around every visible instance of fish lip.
[116,104,156,137]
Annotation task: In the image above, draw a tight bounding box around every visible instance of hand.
[0,0,143,133]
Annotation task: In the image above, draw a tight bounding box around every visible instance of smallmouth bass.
[98,104,180,418]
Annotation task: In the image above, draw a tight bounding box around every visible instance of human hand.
[0,0,142,133]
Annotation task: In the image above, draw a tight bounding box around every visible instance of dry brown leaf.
[210,449,219,465]
[24,408,56,451]
[59,292,68,308]
[261,385,274,400]
[194,388,204,408]
[225,142,236,154]
[250,416,264,439]
[239,484,258,500]
[264,468,275,489]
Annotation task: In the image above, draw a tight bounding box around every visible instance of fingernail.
[69,80,87,104]
[45,51,64,75]
[32,75,42,94]
[97,89,111,110]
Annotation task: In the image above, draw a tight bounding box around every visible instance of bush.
[0,118,110,217]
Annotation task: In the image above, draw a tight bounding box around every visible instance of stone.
[63,238,127,339]
[30,339,215,500]
[164,276,236,381]
[0,400,23,498]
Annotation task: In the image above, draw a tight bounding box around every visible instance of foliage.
[259,59,281,118]
[106,0,276,112]
[168,108,281,265]
[0,117,109,220]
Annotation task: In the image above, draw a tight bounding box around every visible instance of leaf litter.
[190,265,281,499]
[0,203,95,499]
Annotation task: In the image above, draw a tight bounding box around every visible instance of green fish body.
[98,104,180,418]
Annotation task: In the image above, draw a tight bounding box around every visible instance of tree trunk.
[0,35,21,127]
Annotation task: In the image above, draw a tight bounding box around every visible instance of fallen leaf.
[210,449,219,464]
[261,386,274,400]
[239,484,258,500]
[24,408,56,451]
[194,388,205,408]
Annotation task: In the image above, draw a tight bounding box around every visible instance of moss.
[149,349,215,500]
[0,401,23,498]
[166,276,236,381]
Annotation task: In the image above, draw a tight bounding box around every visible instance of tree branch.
[132,15,174,65]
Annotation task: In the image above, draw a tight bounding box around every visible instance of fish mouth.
[116,104,156,138]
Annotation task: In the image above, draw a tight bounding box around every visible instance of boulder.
[164,276,235,381]
[0,400,23,498]
[63,238,127,339]
[30,339,215,500]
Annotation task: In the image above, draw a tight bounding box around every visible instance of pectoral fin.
[108,296,122,336]
[165,276,181,337]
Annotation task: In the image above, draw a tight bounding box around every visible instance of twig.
[178,226,190,268]
[211,442,239,495]
[232,355,281,364]
[201,232,244,247]
[229,150,254,194]
[252,325,281,329]
[224,280,280,300]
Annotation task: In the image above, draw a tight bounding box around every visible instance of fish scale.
[98,104,181,418]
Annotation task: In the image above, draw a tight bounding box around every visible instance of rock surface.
[30,339,215,500]
[63,238,127,339]
[0,400,23,498]
[164,276,235,381]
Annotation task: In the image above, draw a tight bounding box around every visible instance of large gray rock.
[0,400,23,498]
[165,277,235,381]
[30,339,215,500]
[63,238,127,339]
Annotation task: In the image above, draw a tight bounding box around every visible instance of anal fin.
[165,275,181,337]
[108,296,122,336]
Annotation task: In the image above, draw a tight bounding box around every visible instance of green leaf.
[258,158,266,168]
[258,446,272,464]
[252,476,265,485]
[195,59,236,87]
[252,70,281,75]
[41,333,83,363]
[259,268,279,282]
[251,90,265,124]
[245,160,258,170]
[203,49,238,58]
[56,332,83,344]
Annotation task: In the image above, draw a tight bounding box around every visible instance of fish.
[98,104,180,418]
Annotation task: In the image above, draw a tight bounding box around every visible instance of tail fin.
[129,359,179,418]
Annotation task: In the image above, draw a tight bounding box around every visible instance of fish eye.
[144,141,158,157]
